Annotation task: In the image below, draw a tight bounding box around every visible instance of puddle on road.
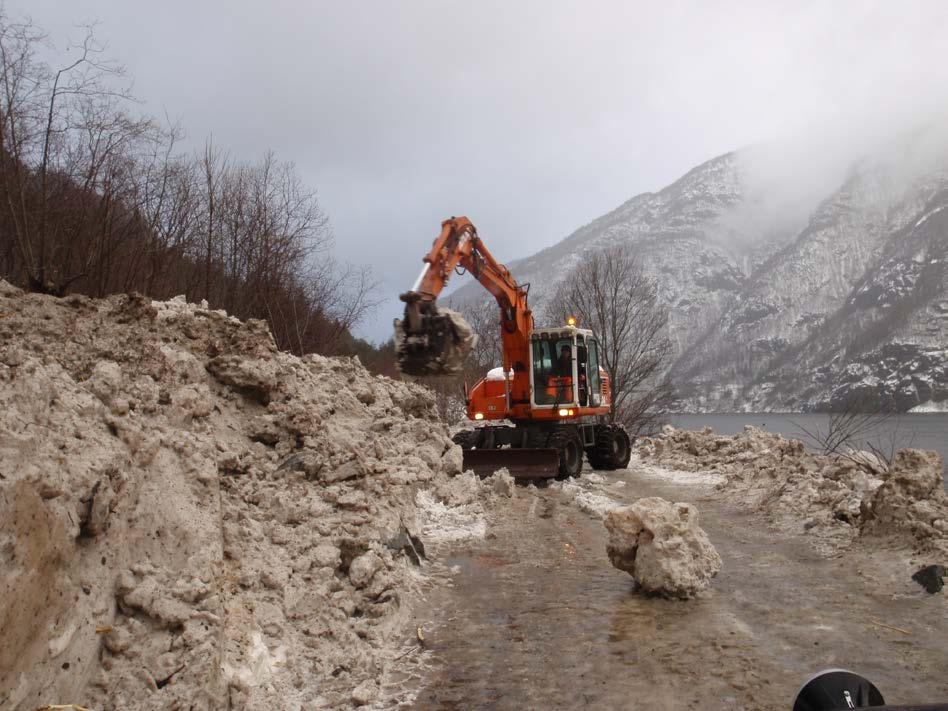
[445,553,512,574]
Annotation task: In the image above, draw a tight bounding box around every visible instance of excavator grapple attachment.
[394,299,477,376]
[462,448,560,479]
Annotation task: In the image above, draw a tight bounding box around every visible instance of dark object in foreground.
[793,668,948,710]
[911,564,945,594]
[387,527,426,566]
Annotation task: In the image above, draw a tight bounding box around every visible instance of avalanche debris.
[0,281,467,710]
[636,426,948,559]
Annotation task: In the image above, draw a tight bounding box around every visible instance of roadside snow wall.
[0,281,464,710]
[636,426,947,559]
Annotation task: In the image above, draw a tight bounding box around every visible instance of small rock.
[337,490,368,510]
[441,443,464,476]
[312,542,342,568]
[323,459,363,484]
[261,570,287,590]
[348,551,383,589]
[87,361,123,405]
[351,679,378,706]
[386,528,425,566]
[254,600,285,635]
[207,355,278,404]
[911,564,945,594]
[862,449,947,540]
[490,468,515,497]
[172,383,214,417]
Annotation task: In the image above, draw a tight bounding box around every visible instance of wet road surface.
[411,464,948,710]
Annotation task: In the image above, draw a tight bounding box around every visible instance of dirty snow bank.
[415,469,516,545]
[605,498,721,598]
[551,478,621,519]
[637,426,948,559]
[0,281,465,710]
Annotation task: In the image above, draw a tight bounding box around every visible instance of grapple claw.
[394,298,477,376]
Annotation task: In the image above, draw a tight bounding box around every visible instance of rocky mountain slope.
[452,134,948,412]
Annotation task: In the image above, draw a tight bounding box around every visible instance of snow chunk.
[605,497,722,598]
[485,367,513,381]
[415,488,487,544]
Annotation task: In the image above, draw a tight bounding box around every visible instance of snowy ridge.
[452,140,948,412]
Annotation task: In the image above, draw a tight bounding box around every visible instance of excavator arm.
[395,216,534,376]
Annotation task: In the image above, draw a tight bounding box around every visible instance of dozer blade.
[463,448,560,480]
[394,302,477,377]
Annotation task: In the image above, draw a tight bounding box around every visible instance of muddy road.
[410,461,948,710]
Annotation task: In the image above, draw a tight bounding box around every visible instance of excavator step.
[462,448,560,479]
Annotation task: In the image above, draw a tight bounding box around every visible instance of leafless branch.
[549,245,673,432]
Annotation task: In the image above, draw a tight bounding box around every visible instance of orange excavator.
[394,216,632,479]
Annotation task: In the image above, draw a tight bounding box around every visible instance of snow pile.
[416,472,488,544]
[0,281,464,710]
[637,426,947,557]
[415,468,517,545]
[862,449,948,545]
[604,497,721,598]
[551,479,620,519]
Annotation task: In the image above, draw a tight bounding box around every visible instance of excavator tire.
[547,426,584,480]
[587,425,632,470]
[452,429,484,449]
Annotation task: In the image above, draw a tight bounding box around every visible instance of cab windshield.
[532,338,574,405]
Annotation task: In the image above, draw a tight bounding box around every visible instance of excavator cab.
[529,328,603,411]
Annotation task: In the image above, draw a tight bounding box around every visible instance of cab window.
[532,338,574,405]
[587,339,602,407]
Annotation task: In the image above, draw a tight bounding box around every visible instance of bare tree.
[549,246,672,433]
[0,14,155,294]
[0,11,378,355]
[450,297,502,370]
[791,394,906,474]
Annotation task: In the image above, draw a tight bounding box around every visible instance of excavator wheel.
[587,425,632,470]
[452,429,484,449]
[547,426,584,480]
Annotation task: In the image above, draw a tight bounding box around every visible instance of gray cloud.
[13,0,948,340]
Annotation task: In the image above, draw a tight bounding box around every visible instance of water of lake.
[668,413,948,489]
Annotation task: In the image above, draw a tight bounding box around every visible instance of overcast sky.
[13,1,948,341]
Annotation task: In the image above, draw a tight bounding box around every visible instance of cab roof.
[529,325,595,339]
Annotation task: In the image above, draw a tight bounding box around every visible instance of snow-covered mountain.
[452,135,948,412]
